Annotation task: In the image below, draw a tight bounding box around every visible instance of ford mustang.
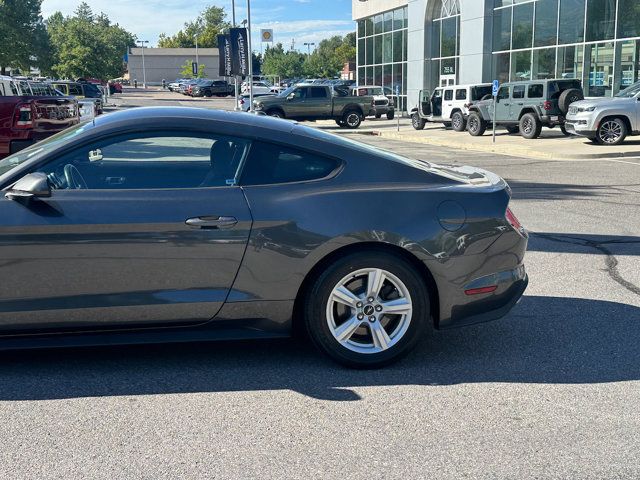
[0,108,528,367]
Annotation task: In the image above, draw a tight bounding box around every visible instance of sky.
[41,0,355,51]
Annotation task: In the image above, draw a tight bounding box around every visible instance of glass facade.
[428,1,461,87]
[356,6,408,110]
[492,0,640,96]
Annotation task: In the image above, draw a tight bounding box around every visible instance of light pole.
[304,42,315,55]
[138,40,149,88]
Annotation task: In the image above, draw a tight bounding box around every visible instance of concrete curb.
[368,130,640,160]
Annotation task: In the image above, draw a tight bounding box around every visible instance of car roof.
[436,83,492,89]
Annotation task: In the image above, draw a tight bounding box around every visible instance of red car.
[0,76,79,159]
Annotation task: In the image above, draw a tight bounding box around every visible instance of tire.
[386,111,395,120]
[558,88,584,114]
[560,124,570,136]
[335,119,345,127]
[451,111,466,132]
[266,109,285,119]
[505,125,519,134]
[304,251,429,368]
[467,111,487,136]
[411,112,426,130]
[342,110,362,129]
[375,113,382,119]
[596,117,628,145]
[519,113,542,139]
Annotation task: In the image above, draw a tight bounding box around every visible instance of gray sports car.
[0,108,528,367]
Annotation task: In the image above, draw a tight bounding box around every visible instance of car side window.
[497,86,510,100]
[528,84,544,98]
[512,85,525,99]
[310,87,328,98]
[0,83,5,96]
[36,133,250,190]
[69,84,83,96]
[293,87,307,99]
[455,89,467,100]
[444,90,453,101]
[240,141,340,186]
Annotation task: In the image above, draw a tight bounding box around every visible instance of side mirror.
[5,172,51,201]
[287,93,295,100]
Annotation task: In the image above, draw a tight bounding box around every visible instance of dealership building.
[353,0,640,111]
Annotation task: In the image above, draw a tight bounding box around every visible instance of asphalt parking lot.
[1,88,638,479]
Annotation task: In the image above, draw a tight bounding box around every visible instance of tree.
[0,0,50,75]
[262,43,306,78]
[46,2,136,80]
[303,35,346,78]
[158,6,229,48]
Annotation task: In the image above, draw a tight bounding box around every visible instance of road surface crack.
[533,232,640,296]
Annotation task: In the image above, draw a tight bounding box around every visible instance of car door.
[442,88,454,119]
[305,87,332,118]
[0,130,253,333]
[419,90,431,116]
[431,89,443,119]
[494,86,511,122]
[285,86,309,118]
[510,85,526,122]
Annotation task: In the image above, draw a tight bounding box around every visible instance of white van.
[410,83,493,131]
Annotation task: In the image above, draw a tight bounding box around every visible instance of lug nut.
[375,305,383,312]
[356,301,363,308]
[368,316,376,322]
[357,313,364,320]
[367,297,374,303]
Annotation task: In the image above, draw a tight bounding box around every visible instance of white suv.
[411,83,493,131]
[565,81,640,145]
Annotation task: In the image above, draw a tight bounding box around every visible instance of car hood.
[571,97,635,109]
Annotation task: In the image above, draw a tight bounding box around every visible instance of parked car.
[242,81,276,95]
[108,81,123,95]
[0,75,79,159]
[50,81,104,114]
[168,79,187,92]
[238,93,276,111]
[353,86,395,120]
[253,84,376,128]
[410,84,493,132]
[192,80,234,97]
[565,81,640,145]
[0,107,528,367]
[466,79,584,139]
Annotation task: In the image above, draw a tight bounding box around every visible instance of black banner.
[230,28,249,77]
[217,34,233,77]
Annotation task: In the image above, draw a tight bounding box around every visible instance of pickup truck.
[191,80,234,97]
[0,77,80,159]
[252,84,376,128]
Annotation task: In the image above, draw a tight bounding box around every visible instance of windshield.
[0,122,92,177]
[615,82,640,98]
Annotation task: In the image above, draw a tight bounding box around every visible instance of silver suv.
[565,81,640,145]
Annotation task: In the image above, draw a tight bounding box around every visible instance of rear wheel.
[467,112,486,136]
[519,113,542,139]
[596,117,627,145]
[305,252,429,368]
[342,110,363,129]
[411,112,426,130]
[451,111,466,132]
[386,111,395,120]
[375,113,382,119]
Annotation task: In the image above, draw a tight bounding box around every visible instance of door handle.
[517,102,524,105]
[185,216,237,229]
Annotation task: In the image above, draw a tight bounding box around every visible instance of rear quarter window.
[455,89,467,100]
[240,141,340,185]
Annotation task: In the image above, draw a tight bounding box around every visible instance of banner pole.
[247,0,253,112]
[232,0,240,110]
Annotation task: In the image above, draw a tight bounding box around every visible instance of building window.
[617,0,640,39]
[558,0,585,44]
[533,0,558,47]
[585,0,616,42]
[512,3,533,50]
[511,50,532,81]
[356,5,408,110]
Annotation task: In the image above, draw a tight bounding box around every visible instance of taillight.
[14,103,34,129]
[506,207,523,231]
[543,100,552,110]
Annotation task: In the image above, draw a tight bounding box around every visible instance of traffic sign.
[492,80,500,96]
[192,62,198,76]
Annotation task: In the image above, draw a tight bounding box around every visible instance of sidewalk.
[318,118,640,160]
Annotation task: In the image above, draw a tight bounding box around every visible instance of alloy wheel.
[452,114,462,130]
[469,116,478,133]
[522,118,533,135]
[326,268,413,354]
[346,113,360,127]
[599,120,622,144]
